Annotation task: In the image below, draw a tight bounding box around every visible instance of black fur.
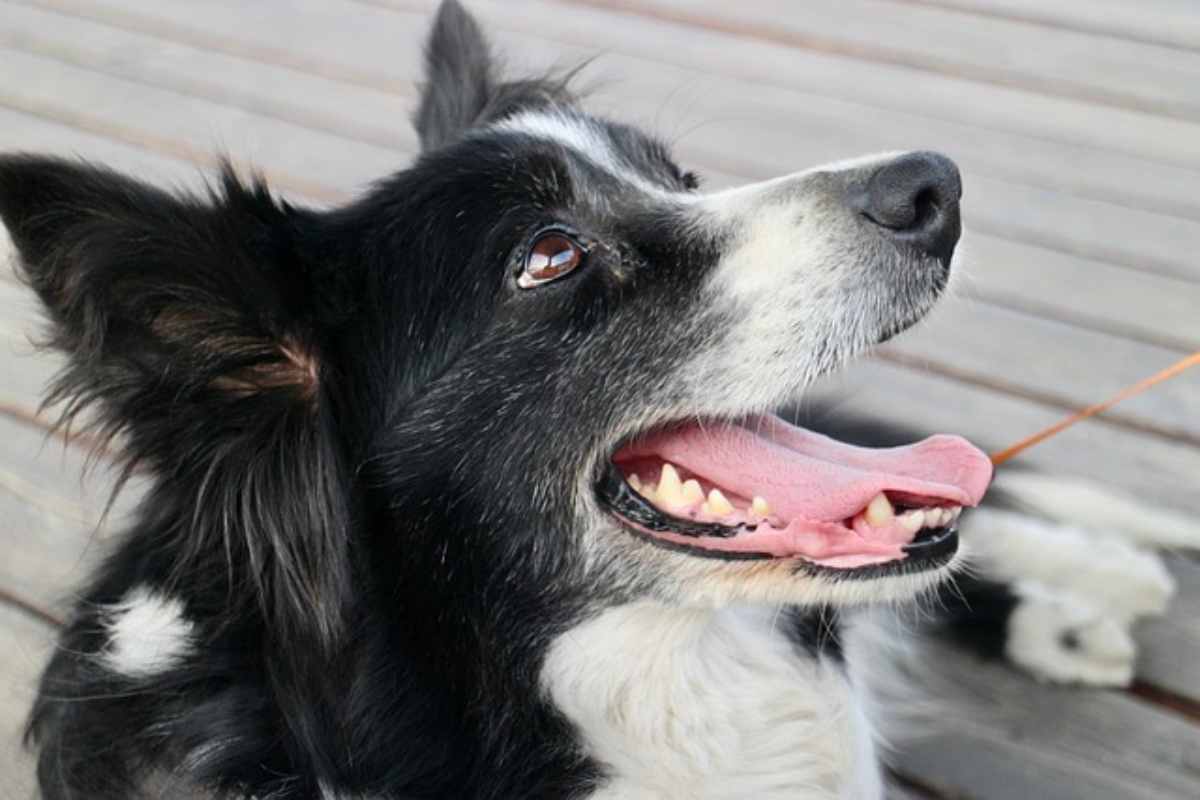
[2,3,714,796]
[1,4,1010,799]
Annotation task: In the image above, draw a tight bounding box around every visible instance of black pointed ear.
[415,0,495,150]
[414,0,577,150]
[0,154,353,654]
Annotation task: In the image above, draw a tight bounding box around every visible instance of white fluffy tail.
[990,470,1200,551]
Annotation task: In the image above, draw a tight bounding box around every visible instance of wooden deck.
[1,1,1199,797]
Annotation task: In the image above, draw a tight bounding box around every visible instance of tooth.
[751,496,771,517]
[628,474,642,491]
[900,510,925,533]
[928,508,946,527]
[947,506,962,521]
[657,464,686,507]
[682,479,705,505]
[638,483,657,502]
[865,493,895,527]
[707,488,734,516]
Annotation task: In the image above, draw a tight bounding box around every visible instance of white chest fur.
[543,604,882,800]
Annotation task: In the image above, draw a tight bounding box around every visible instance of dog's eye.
[518,232,587,288]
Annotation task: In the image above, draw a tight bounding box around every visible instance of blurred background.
[1,1,1199,797]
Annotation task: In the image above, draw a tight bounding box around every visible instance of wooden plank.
[28,0,1200,284]
[959,234,1200,353]
[0,604,53,799]
[1139,557,1200,702]
[439,0,1200,171]
[883,299,1200,442]
[571,0,1200,123]
[897,0,1200,51]
[0,104,211,191]
[0,412,137,617]
[0,45,392,201]
[802,360,1200,513]
[888,636,1200,799]
[0,1,414,153]
[40,0,1200,175]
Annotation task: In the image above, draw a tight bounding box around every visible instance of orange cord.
[990,350,1200,466]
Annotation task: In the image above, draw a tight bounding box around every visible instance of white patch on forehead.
[494,110,686,200]
[102,585,195,677]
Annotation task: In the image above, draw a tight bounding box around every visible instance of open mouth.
[599,414,993,575]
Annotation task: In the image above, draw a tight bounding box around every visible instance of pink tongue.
[617,414,992,523]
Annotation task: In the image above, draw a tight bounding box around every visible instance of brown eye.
[518,232,586,288]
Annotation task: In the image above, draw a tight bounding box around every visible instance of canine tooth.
[751,496,771,517]
[865,493,895,527]
[900,510,925,533]
[628,474,642,491]
[657,464,686,507]
[707,489,735,516]
[682,479,705,505]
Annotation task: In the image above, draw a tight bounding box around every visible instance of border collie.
[1,3,1192,798]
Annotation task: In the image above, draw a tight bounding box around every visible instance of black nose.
[853,151,962,267]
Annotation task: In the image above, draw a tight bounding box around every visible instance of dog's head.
[0,1,990,653]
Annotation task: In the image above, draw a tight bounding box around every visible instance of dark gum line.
[598,462,961,566]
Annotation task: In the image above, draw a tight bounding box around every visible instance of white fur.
[544,603,882,800]
[1004,581,1138,686]
[992,470,1200,550]
[495,110,686,199]
[102,585,195,678]
[962,507,1174,621]
[675,151,946,428]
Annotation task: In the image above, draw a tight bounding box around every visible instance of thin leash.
[990,350,1200,467]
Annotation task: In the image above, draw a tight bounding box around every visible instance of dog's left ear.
[415,0,575,150]
[0,155,355,656]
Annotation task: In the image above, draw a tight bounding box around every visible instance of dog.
[1,2,1192,797]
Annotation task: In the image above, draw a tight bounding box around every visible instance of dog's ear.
[415,0,495,150]
[0,155,354,654]
[415,0,576,150]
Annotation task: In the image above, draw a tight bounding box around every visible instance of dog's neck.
[542,603,882,800]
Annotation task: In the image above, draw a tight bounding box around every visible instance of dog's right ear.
[415,0,576,151]
[0,154,355,659]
